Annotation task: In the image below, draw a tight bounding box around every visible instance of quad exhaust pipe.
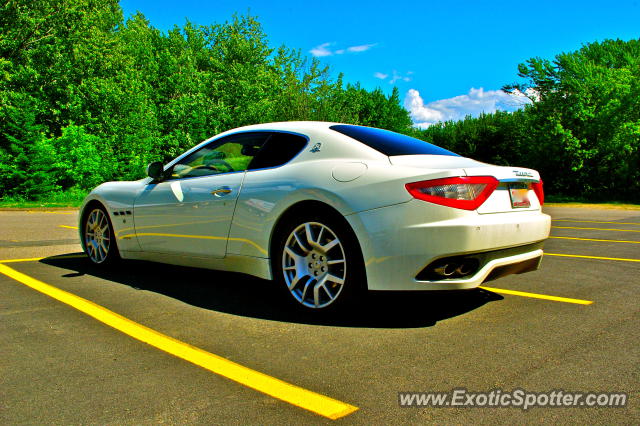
[417,257,480,281]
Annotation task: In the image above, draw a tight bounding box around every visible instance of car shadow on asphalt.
[41,254,504,329]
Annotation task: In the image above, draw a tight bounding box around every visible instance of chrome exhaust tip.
[455,262,473,276]
[433,263,458,277]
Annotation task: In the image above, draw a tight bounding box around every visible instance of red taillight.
[531,180,544,205]
[405,176,499,210]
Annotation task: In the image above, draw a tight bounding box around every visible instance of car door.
[133,132,270,258]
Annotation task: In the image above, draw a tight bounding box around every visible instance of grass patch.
[0,190,87,209]
[545,202,640,210]
[545,194,640,210]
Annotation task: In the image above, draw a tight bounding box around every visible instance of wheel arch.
[268,199,366,280]
[79,198,118,254]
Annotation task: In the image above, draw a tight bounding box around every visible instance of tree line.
[420,39,640,202]
[0,0,412,200]
[1,1,638,202]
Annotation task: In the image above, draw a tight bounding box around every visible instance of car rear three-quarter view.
[328,124,550,296]
[78,121,550,313]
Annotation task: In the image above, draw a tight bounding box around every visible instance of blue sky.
[120,0,640,126]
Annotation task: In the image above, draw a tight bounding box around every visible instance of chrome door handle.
[211,187,232,197]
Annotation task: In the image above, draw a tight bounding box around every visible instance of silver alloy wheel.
[282,221,347,309]
[84,208,111,264]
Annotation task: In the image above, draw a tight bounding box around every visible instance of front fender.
[78,180,146,253]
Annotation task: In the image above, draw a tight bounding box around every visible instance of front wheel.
[82,205,119,265]
[274,213,365,312]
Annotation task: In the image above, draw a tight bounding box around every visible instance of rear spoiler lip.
[463,166,541,182]
[497,177,540,182]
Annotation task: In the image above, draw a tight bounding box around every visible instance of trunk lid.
[390,155,542,213]
[464,166,541,214]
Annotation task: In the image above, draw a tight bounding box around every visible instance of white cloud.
[376,70,412,84]
[404,89,445,127]
[310,42,376,57]
[309,42,332,57]
[510,87,541,102]
[404,87,532,128]
[347,43,376,53]
[390,70,412,84]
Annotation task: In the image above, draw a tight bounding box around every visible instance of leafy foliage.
[422,39,640,202]
[1,2,637,202]
[506,39,640,200]
[0,3,411,199]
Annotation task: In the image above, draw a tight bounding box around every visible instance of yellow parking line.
[0,257,47,263]
[552,226,640,233]
[479,286,593,305]
[58,225,78,230]
[0,254,86,263]
[549,236,640,244]
[553,219,640,226]
[0,263,358,420]
[545,253,640,262]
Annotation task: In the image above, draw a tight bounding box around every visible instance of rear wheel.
[274,212,364,312]
[83,205,119,265]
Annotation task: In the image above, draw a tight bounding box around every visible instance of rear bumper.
[346,200,551,291]
[410,246,544,290]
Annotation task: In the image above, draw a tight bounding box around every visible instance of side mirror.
[146,161,164,180]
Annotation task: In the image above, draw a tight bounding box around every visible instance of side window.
[248,132,308,170]
[170,132,269,179]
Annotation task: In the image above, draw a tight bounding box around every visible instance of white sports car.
[79,121,550,311]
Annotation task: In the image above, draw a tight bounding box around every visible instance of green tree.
[503,39,640,200]
[0,4,414,201]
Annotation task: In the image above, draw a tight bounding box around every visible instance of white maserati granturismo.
[79,121,550,311]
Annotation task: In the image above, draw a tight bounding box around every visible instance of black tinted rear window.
[330,124,459,157]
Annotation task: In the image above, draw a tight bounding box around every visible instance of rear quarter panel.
[226,158,469,259]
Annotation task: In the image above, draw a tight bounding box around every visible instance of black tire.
[82,204,120,265]
[272,210,366,313]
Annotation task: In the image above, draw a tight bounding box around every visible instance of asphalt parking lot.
[1,206,638,424]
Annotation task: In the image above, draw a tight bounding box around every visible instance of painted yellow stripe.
[553,219,640,226]
[480,286,593,305]
[115,218,228,236]
[0,254,86,263]
[134,232,226,240]
[552,226,640,233]
[549,236,640,244]
[58,225,78,230]
[545,252,640,263]
[0,264,357,419]
[0,257,47,263]
[134,232,268,255]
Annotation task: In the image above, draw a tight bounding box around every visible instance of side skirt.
[119,251,273,281]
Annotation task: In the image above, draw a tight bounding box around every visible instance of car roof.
[166,122,387,169]
[227,121,339,134]
[230,122,387,162]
